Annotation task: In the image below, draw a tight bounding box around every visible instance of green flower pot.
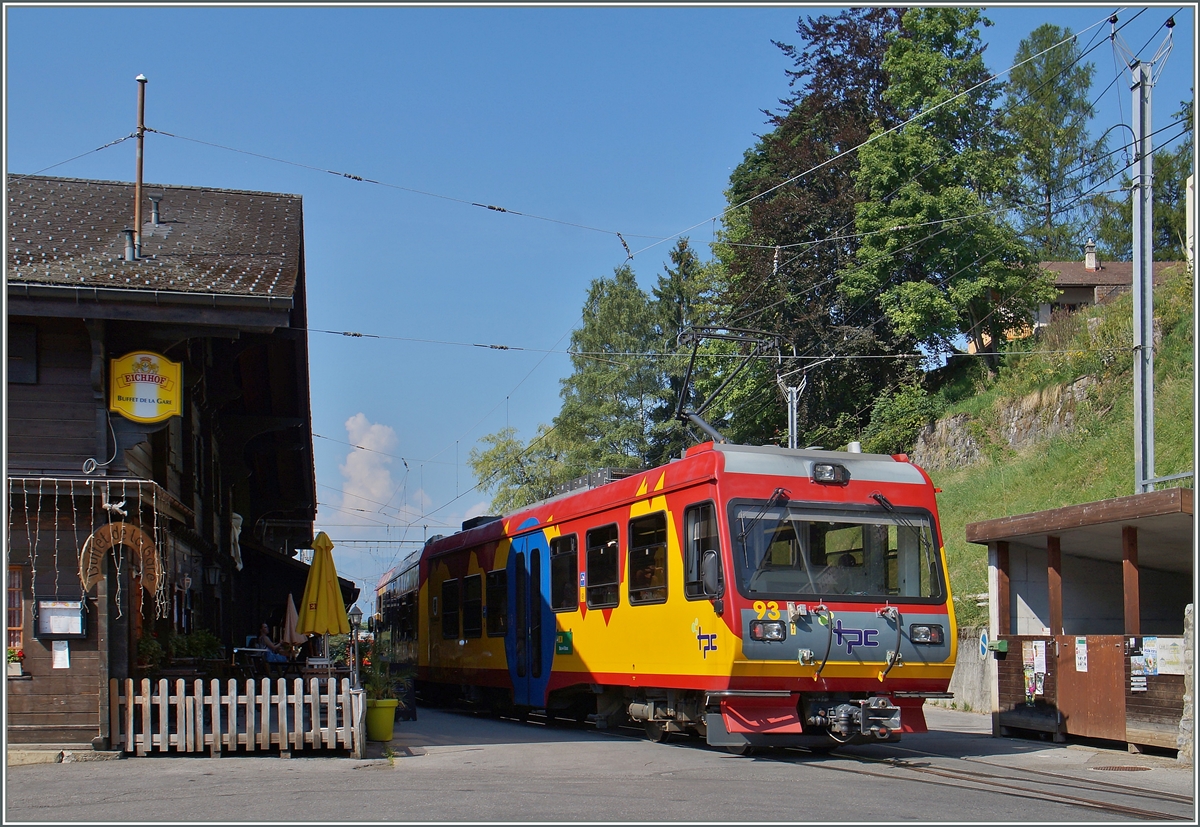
[366,699,399,741]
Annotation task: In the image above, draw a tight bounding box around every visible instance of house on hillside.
[6,174,357,749]
[968,239,1186,354]
[1035,238,1183,324]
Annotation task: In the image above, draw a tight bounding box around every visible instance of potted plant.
[136,635,164,673]
[363,657,398,742]
[170,629,222,661]
[7,647,25,677]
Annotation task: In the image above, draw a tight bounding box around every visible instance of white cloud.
[339,413,399,512]
[462,500,492,522]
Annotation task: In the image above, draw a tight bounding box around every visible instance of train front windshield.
[730,503,944,601]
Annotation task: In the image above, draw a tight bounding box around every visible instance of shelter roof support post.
[993,541,1011,637]
[1123,526,1141,636]
[1047,536,1063,637]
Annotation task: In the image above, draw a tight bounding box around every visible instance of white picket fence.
[109,677,365,758]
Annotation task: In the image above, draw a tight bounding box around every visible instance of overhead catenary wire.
[143,127,664,258]
[90,9,1178,536]
[8,132,136,181]
[715,103,1191,435]
[303,119,1183,360]
[626,10,1120,262]
[308,109,1188,511]
[339,8,1188,533]
[711,10,1152,335]
[717,4,1159,306]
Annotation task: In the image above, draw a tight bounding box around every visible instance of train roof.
[708,442,927,486]
[415,442,929,563]
[374,567,396,592]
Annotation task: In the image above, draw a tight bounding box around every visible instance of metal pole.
[134,74,147,259]
[352,622,359,688]
[1131,60,1155,493]
[787,386,798,450]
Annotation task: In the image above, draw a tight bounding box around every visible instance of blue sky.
[5,4,1194,612]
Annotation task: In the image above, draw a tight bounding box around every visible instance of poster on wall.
[1032,640,1047,674]
[1142,636,1158,676]
[51,640,70,669]
[1130,654,1148,692]
[1074,637,1088,672]
[1156,638,1187,675]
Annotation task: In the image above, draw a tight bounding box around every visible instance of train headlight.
[749,620,787,641]
[909,624,944,644]
[812,462,850,485]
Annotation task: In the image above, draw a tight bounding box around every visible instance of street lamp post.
[348,604,363,688]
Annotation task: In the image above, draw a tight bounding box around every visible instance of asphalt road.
[5,707,1194,822]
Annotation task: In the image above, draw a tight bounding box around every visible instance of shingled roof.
[7,174,303,299]
[1039,259,1181,286]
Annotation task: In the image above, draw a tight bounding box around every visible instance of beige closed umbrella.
[281,593,307,656]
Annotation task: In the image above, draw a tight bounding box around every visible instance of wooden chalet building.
[5,174,356,748]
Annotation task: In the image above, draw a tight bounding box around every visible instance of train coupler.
[806,696,900,740]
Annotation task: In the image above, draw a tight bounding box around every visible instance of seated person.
[631,565,665,602]
[257,623,289,663]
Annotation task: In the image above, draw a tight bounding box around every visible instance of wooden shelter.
[967,488,1193,751]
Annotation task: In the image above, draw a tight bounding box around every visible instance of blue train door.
[509,531,551,707]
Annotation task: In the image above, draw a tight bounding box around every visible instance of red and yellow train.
[376,441,956,752]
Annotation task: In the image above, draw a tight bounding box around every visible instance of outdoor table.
[231,648,268,680]
[300,665,352,683]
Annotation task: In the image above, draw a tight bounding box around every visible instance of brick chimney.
[1084,237,1099,271]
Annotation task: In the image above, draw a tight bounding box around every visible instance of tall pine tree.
[1005,23,1110,259]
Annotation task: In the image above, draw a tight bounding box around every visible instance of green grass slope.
[927,266,1194,628]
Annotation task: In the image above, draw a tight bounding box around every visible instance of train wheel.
[644,721,670,743]
[725,744,756,756]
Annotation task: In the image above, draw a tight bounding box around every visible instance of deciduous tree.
[842,8,1056,365]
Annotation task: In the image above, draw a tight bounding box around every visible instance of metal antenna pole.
[134,74,147,259]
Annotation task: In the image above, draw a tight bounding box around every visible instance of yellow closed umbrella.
[297,532,350,639]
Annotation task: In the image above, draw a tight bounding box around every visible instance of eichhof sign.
[109,351,182,423]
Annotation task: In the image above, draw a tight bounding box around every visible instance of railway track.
[796,747,1193,821]
[578,713,1192,821]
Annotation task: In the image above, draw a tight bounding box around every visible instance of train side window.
[441,579,460,639]
[684,503,721,600]
[550,534,579,612]
[399,594,415,640]
[462,573,483,638]
[628,512,667,605]
[585,524,620,608]
[486,570,507,636]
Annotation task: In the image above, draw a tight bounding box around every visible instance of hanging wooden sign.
[79,521,160,594]
[108,351,182,423]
